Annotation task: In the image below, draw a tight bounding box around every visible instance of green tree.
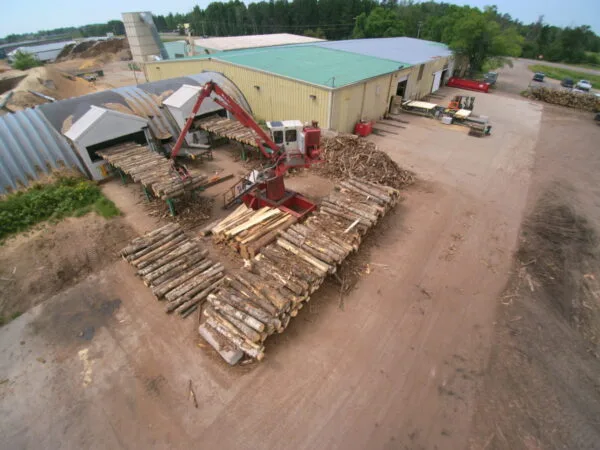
[352,7,404,38]
[445,8,523,72]
[303,28,326,39]
[11,51,43,70]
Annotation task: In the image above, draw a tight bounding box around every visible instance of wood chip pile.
[209,205,297,259]
[527,87,600,111]
[120,223,224,318]
[200,178,401,364]
[98,143,208,199]
[317,134,415,189]
[196,115,259,146]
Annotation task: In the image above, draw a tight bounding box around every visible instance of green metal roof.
[204,45,410,88]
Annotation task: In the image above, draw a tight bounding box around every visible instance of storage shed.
[64,106,149,180]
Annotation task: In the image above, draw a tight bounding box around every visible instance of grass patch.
[0,176,120,240]
[529,64,600,87]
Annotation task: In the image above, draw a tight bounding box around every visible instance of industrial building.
[0,72,249,193]
[7,41,75,63]
[193,33,324,53]
[143,37,455,132]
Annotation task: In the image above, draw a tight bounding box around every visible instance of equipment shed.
[64,106,149,180]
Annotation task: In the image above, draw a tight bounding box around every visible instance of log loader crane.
[169,80,322,219]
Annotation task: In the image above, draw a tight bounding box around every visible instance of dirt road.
[1,66,598,449]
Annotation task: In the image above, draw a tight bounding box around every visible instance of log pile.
[97,143,208,199]
[199,178,401,364]
[120,223,224,318]
[317,134,416,189]
[196,115,260,146]
[209,204,297,258]
[527,87,600,111]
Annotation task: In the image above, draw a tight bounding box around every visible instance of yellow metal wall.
[331,69,414,133]
[405,57,450,100]
[144,59,330,127]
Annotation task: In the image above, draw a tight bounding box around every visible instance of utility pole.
[417,21,423,39]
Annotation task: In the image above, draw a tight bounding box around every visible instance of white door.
[432,71,443,92]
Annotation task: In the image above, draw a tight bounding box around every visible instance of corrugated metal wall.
[144,60,331,128]
[0,109,84,194]
[405,57,450,100]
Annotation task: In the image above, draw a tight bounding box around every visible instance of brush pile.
[209,205,297,258]
[120,223,224,318]
[199,178,401,364]
[318,134,415,189]
[97,143,208,199]
[527,87,600,111]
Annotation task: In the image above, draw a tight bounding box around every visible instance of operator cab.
[267,120,303,153]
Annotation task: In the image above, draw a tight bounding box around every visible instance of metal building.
[143,38,455,133]
[193,33,324,53]
[7,41,75,63]
[122,11,169,62]
[0,72,250,193]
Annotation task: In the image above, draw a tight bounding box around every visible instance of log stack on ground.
[527,87,600,111]
[97,143,209,199]
[317,134,416,189]
[196,115,260,146]
[208,204,297,258]
[120,223,224,318]
[199,178,401,364]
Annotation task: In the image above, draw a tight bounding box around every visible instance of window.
[285,129,297,142]
[417,64,425,81]
[272,130,284,144]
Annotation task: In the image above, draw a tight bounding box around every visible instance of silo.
[122,11,169,62]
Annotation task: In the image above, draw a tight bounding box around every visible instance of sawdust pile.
[7,66,96,110]
[317,134,415,189]
[57,38,130,62]
[526,87,600,111]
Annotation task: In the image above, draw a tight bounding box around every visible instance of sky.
[1,0,599,38]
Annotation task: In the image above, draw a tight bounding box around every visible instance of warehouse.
[143,37,455,132]
[7,41,75,63]
[193,33,324,53]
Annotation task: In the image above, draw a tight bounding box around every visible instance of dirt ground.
[0,215,136,320]
[1,62,600,449]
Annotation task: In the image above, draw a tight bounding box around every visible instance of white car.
[576,80,592,91]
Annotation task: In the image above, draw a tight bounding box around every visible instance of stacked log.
[317,135,416,189]
[527,86,600,111]
[120,223,224,318]
[199,178,401,364]
[97,143,209,199]
[196,115,260,146]
[209,204,297,258]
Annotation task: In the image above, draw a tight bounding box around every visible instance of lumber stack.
[318,134,416,189]
[199,178,401,364]
[120,223,224,318]
[196,115,260,146]
[209,204,297,258]
[97,143,208,199]
[527,87,600,111]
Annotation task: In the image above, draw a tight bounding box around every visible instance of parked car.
[484,71,498,85]
[561,77,574,88]
[532,72,545,82]
[576,80,592,91]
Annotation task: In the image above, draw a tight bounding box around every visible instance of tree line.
[152,0,599,71]
[1,21,125,44]
[3,1,599,72]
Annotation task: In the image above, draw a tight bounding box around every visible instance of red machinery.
[170,81,322,218]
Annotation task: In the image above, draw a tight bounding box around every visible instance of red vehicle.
[170,81,323,218]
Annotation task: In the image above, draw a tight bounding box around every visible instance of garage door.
[432,71,443,92]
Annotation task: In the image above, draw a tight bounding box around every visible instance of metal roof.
[7,41,75,57]
[204,45,405,88]
[193,33,324,52]
[64,106,147,141]
[314,37,452,65]
[1,71,251,193]
[0,108,84,193]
